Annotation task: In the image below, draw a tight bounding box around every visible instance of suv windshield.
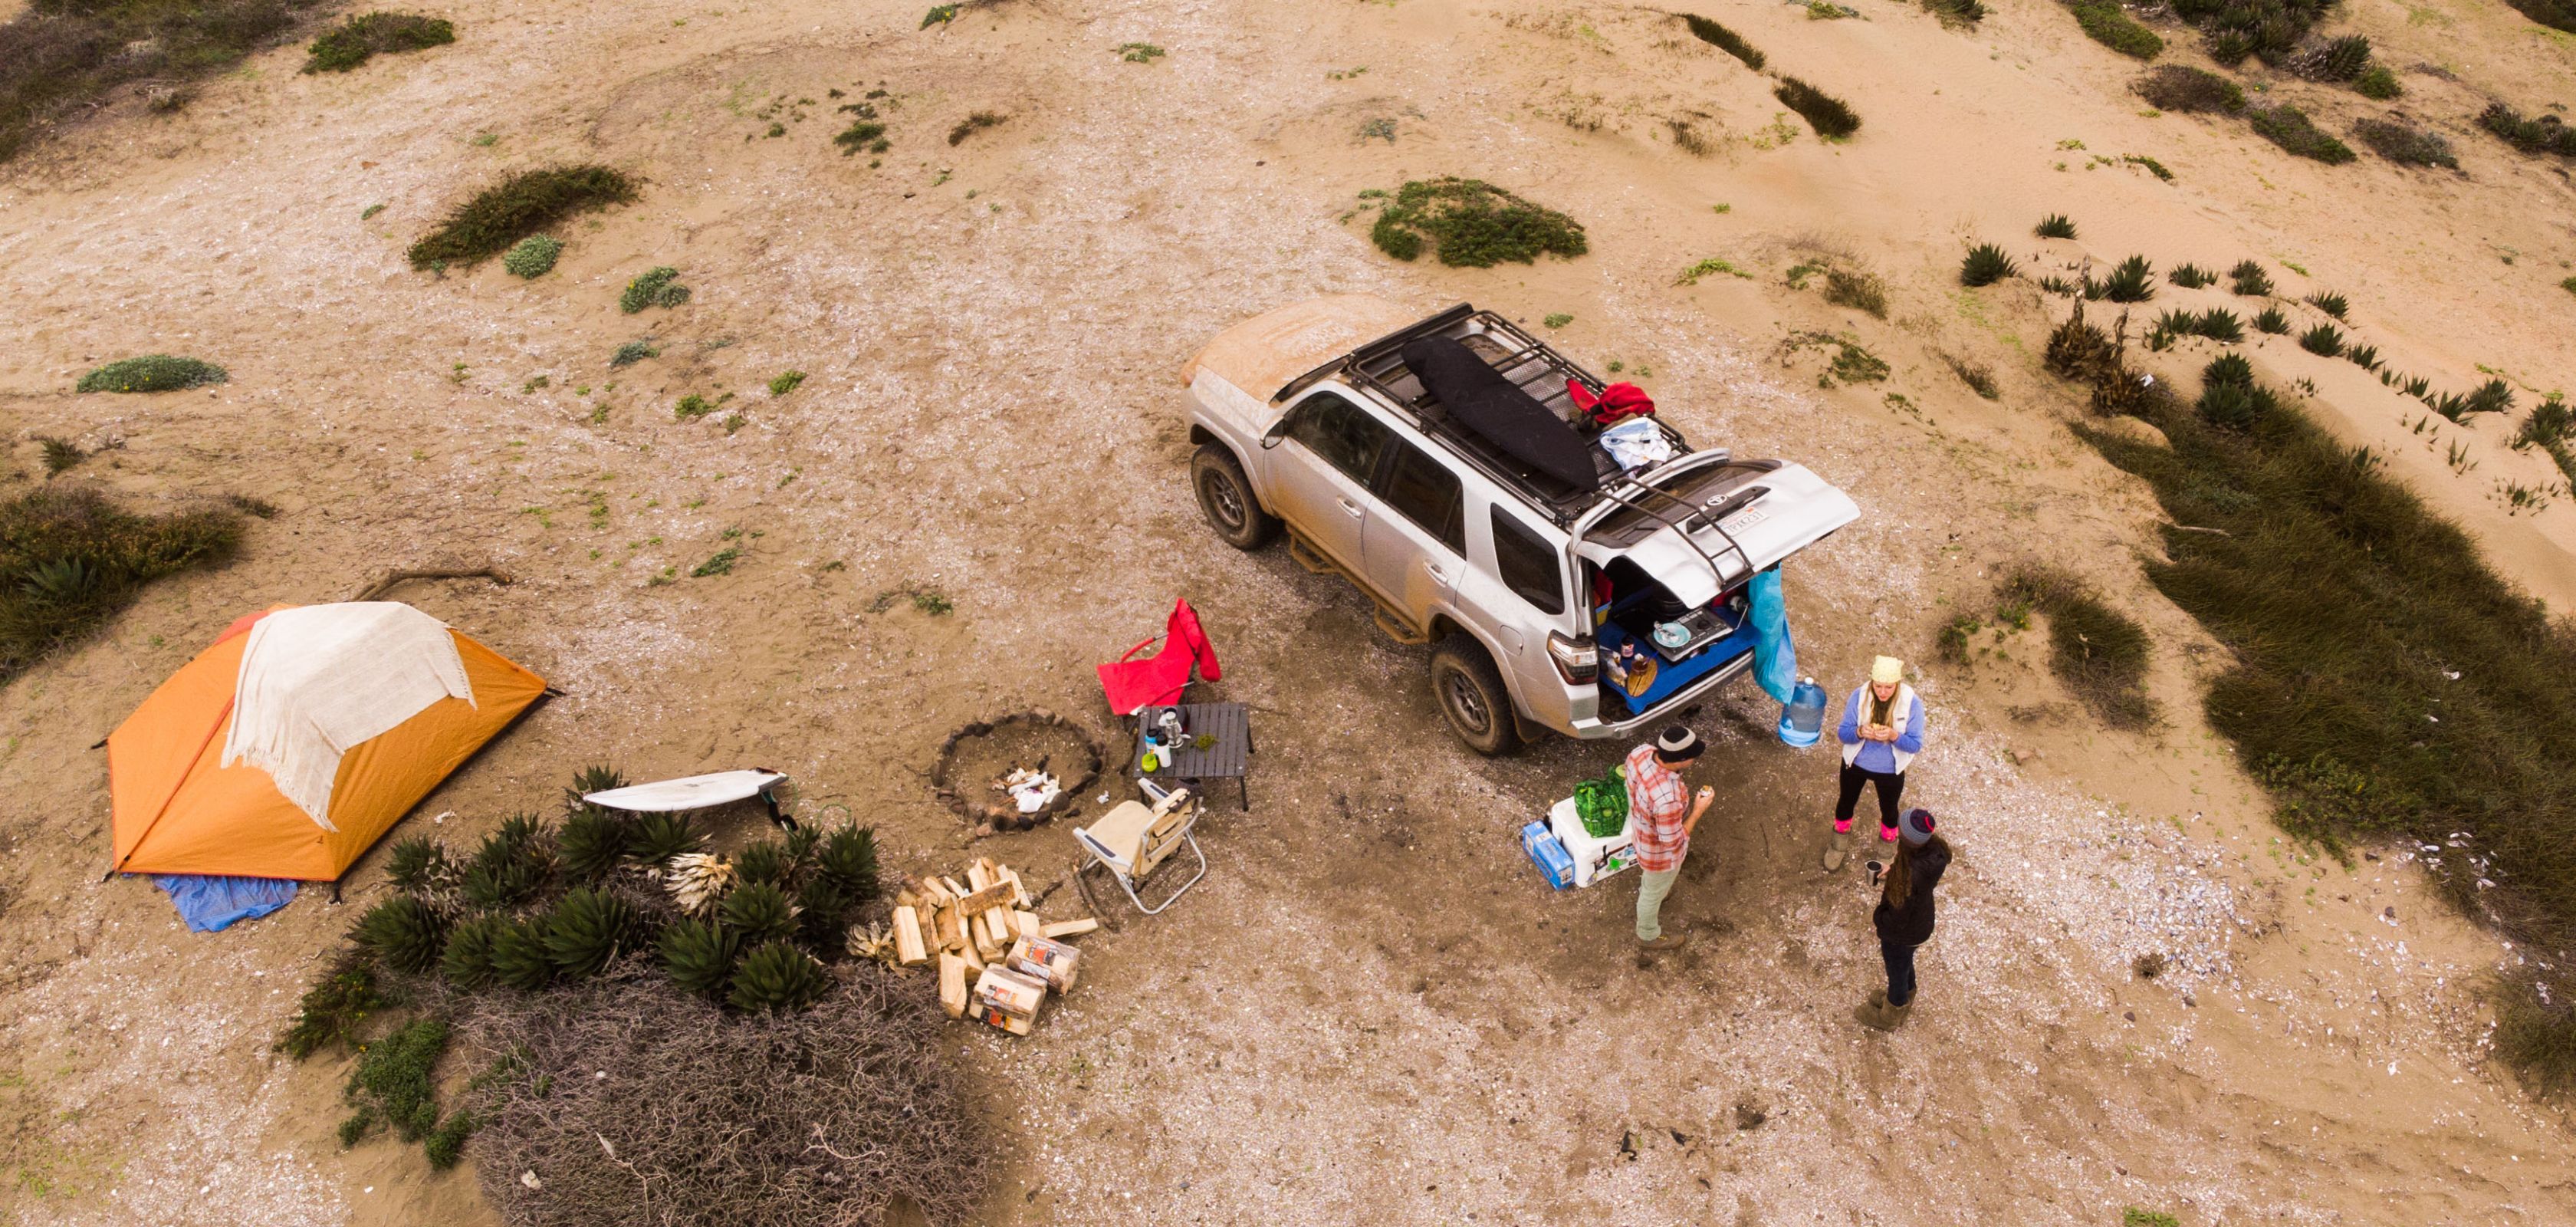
[1586,458,1778,547]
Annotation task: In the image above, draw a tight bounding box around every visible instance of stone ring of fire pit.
[928,709,1105,834]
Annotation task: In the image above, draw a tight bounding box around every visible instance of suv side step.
[1286,531,1431,646]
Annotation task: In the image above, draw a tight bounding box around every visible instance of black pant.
[1835,762,1905,831]
[1881,937,1920,1007]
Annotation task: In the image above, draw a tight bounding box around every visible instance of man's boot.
[1638,933,1687,952]
[1854,990,1912,1031]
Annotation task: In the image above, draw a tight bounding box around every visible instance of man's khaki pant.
[1635,867,1682,941]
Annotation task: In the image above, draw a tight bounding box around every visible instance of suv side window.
[1490,507,1565,614]
[1375,437,1465,553]
[1282,393,1388,483]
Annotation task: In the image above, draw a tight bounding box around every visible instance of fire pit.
[929,710,1105,835]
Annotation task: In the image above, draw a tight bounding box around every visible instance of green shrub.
[2249,105,2357,164]
[543,887,642,979]
[304,13,455,74]
[2306,291,2348,318]
[423,1110,475,1169]
[1681,14,1766,68]
[386,836,451,893]
[440,914,507,990]
[721,881,797,946]
[609,339,660,368]
[1921,0,1988,26]
[833,120,887,155]
[1823,268,1888,317]
[1365,177,1588,268]
[1999,565,2156,729]
[767,370,806,396]
[795,875,852,951]
[619,266,688,313]
[2133,64,2242,113]
[353,895,447,973]
[659,916,741,997]
[2298,323,2344,357]
[2354,64,2401,100]
[461,815,554,909]
[1117,41,1165,62]
[2124,1210,2181,1227]
[691,547,741,577]
[2505,0,2576,32]
[347,1015,449,1141]
[1774,77,1861,139]
[947,110,1004,146]
[2036,212,2078,239]
[2476,102,2576,158]
[2169,262,2216,288]
[500,234,562,278]
[76,355,227,393]
[557,807,629,880]
[35,436,81,476]
[733,839,794,887]
[2069,2,2163,59]
[2196,353,2277,430]
[728,940,830,1012]
[2350,117,2451,167]
[408,166,636,268]
[275,949,383,1058]
[816,824,881,900]
[1960,243,2017,287]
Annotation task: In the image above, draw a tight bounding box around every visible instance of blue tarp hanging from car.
[151,873,297,933]
[1747,566,1797,704]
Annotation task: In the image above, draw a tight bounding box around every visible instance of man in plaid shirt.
[1625,725,1714,951]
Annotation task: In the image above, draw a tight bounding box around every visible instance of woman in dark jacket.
[1858,807,1950,1031]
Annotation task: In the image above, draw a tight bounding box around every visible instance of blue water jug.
[1778,676,1828,747]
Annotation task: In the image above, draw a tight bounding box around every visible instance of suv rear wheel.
[1191,444,1279,551]
[1430,636,1520,756]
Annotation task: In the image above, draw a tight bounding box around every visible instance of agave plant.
[2467,379,2515,416]
[353,895,447,973]
[727,940,831,1013]
[1960,242,2017,287]
[665,851,734,916]
[2298,324,2344,357]
[2252,306,2290,334]
[2206,30,2253,66]
[21,558,100,605]
[795,876,852,953]
[2035,212,2078,239]
[2229,260,2274,298]
[386,836,452,893]
[2203,352,2256,389]
[2144,324,2178,353]
[2036,274,2077,296]
[2344,344,2380,372]
[659,916,740,998]
[2196,309,2244,344]
[816,824,880,902]
[543,887,642,979]
[733,839,794,887]
[2305,291,2348,319]
[2199,380,2274,431]
[462,854,547,910]
[564,765,627,812]
[2101,255,2156,303]
[2295,34,2371,82]
[720,880,798,946]
[490,918,556,990]
[627,812,702,870]
[441,914,507,989]
[557,807,631,881]
[2401,374,2431,398]
[783,823,821,867]
[2168,263,2217,289]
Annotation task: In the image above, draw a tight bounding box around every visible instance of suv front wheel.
[1430,636,1520,756]
[1190,444,1279,551]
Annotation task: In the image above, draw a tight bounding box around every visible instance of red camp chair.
[1097,598,1221,717]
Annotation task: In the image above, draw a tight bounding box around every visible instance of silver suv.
[1181,296,1859,754]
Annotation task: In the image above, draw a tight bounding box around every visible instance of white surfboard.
[583,769,786,813]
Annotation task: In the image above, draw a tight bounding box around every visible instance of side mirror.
[1260,423,1288,449]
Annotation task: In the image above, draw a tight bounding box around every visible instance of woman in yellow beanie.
[1833,656,1925,842]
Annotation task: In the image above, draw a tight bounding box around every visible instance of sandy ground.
[5,0,2576,1223]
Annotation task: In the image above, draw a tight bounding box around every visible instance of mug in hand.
[1865,860,1884,884]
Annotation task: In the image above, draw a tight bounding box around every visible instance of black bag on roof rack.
[1398,335,1601,493]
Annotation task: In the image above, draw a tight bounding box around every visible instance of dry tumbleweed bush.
[464,960,987,1226]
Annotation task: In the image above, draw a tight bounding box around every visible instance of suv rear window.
[1376,438,1465,553]
[1490,508,1565,614]
[1281,392,1387,482]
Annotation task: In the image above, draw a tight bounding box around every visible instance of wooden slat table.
[1133,702,1253,811]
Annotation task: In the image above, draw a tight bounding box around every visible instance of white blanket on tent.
[220,603,476,828]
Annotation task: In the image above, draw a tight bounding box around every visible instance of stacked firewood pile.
[849,856,1096,1035]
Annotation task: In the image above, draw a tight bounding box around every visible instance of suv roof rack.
[1307,305,1694,529]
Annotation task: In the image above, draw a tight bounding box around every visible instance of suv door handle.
[1424,563,1450,585]
[1336,498,1363,518]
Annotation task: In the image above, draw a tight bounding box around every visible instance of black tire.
[1430,635,1521,756]
[1191,444,1279,551]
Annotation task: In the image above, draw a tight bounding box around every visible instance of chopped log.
[933,903,964,952]
[1012,910,1042,942]
[892,906,928,965]
[1000,866,1031,908]
[968,863,994,893]
[938,953,969,1018]
[1040,918,1100,939]
[955,880,1016,917]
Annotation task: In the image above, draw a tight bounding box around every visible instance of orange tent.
[109,607,547,880]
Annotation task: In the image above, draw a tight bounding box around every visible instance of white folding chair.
[1072,785,1206,916]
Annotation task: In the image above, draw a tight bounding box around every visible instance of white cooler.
[1547,798,1638,888]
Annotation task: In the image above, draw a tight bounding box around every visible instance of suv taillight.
[1547,632,1598,685]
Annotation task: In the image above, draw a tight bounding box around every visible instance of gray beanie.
[1900,807,1937,846]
